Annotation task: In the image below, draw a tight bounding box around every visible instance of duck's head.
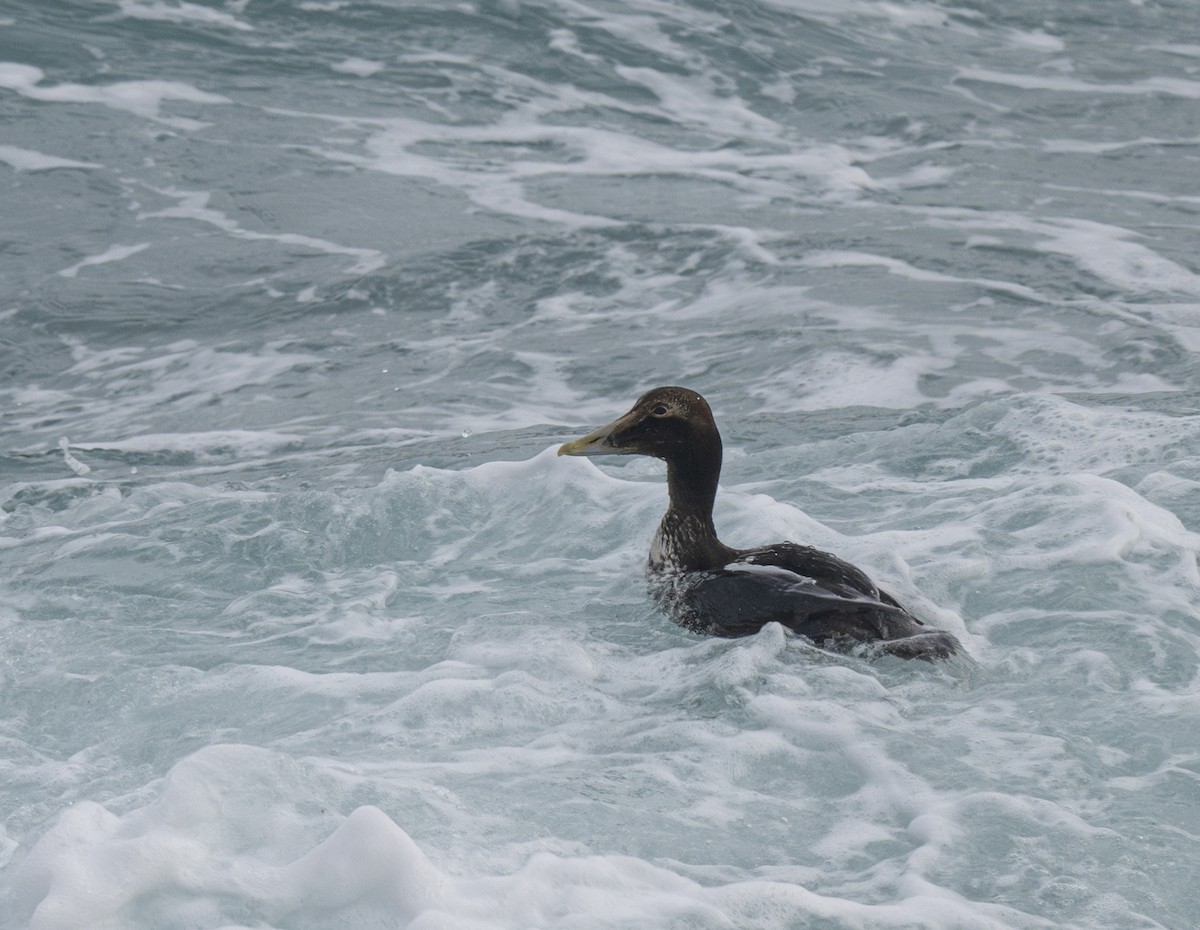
[557,386,721,464]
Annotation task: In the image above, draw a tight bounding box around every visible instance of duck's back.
[648,545,961,660]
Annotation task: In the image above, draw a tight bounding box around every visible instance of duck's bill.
[557,415,633,457]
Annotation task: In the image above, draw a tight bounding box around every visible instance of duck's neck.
[666,454,719,521]
[650,446,732,572]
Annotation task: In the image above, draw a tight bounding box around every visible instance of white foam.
[0,62,229,129]
[1036,221,1200,296]
[277,45,882,230]
[1,337,329,453]
[801,249,1046,302]
[614,64,781,137]
[330,119,878,225]
[6,744,1068,930]
[136,187,386,274]
[0,145,100,172]
[978,474,1200,575]
[1141,43,1200,58]
[56,243,150,279]
[956,66,1200,99]
[330,58,384,77]
[71,430,304,456]
[113,0,253,31]
[57,438,91,477]
[547,0,727,67]
[1043,181,1200,209]
[1130,303,1200,352]
[1040,137,1196,154]
[757,0,958,30]
[918,208,1200,297]
[1003,29,1065,52]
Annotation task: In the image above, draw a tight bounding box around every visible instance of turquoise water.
[2,1,1199,927]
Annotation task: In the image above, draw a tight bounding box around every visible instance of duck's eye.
[650,404,670,417]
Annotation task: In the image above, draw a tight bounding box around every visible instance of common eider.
[559,386,961,661]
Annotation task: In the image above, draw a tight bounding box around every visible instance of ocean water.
[2,0,1199,927]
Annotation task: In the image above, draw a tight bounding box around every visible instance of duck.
[558,386,961,660]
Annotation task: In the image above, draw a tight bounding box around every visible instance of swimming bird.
[558,386,960,660]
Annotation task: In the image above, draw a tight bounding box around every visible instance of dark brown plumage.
[559,386,961,660]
